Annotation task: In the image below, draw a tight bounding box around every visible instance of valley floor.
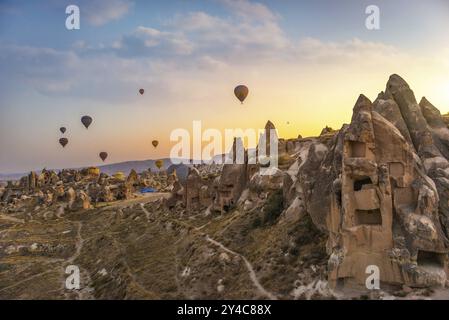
[0,194,446,300]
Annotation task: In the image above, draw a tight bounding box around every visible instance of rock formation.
[297,75,449,289]
[0,165,179,212]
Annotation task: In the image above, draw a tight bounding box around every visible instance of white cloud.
[296,37,408,66]
[116,3,288,60]
[83,0,133,26]
[172,10,288,51]
[114,26,194,57]
[220,0,278,22]
[0,45,80,93]
[0,0,416,100]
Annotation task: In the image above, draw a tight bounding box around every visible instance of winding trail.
[63,221,93,300]
[68,221,83,264]
[139,201,277,300]
[205,236,278,300]
[0,214,24,224]
[105,193,169,210]
[139,203,152,221]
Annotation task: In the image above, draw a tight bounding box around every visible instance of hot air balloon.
[99,152,108,162]
[60,127,66,134]
[152,140,159,148]
[155,159,164,170]
[139,89,145,95]
[113,171,126,181]
[81,116,93,129]
[234,85,249,104]
[59,138,68,148]
[87,167,100,176]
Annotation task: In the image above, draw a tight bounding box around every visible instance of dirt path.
[0,214,24,224]
[139,203,152,221]
[166,215,277,299]
[138,206,277,299]
[205,236,278,300]
[63,221,93,300]
[68,221,83,264]
[104,193,169,210]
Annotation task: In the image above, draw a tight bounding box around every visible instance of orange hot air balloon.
[99,152,108,162]
[60,127,67,134]
[152,140,159,148]
[81,115,93,129]
[234,85,249,104]
[59,138,68,148]
[139,89,145,95]
[155,159,164,170]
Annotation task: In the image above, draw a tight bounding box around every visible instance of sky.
[1,0,449,173]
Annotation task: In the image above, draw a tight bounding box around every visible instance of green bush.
[252,216,262,228]
[263,189,284,225]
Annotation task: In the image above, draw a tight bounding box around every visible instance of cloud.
[115,26,194,57]
[112,1,289,60]
[0,0,415,100]
[83,0,133,26]
[0,43,155,99]
[296,37,408,66]
[220,0,279,22]
[171,10,289,52]
[0,45,80,94]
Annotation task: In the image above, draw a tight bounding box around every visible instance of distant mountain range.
[0,153,229,182]
[0,158,181,181]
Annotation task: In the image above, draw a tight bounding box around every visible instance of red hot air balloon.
[60,127,67,134]
[99,152,108,162]
[234,85,249,104]
[139,89,145,95]
[59,138,68,148]
[81,116,93,129]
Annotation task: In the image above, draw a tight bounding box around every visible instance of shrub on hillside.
[263,189,284,225]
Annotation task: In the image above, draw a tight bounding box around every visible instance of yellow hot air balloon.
[155,159,164,170]
[87,167,100,176]
[234,85,249,104]
[113,171,126,181]
[152,140,159,148]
